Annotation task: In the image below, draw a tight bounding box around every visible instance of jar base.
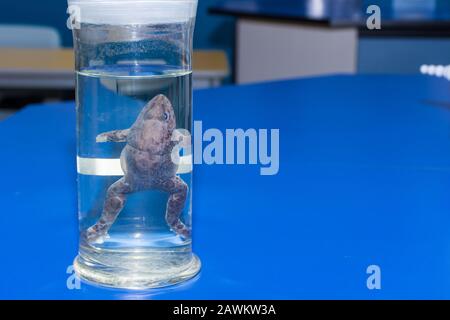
[74,253,201,290]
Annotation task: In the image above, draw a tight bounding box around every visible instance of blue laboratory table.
[2,75,450,299]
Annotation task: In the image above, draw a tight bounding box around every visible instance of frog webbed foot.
[85,225,109,244]
[85,228,109,244]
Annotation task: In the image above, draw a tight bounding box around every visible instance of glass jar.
[69,0,200,289]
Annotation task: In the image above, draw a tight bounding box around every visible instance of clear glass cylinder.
[69,0,200,289]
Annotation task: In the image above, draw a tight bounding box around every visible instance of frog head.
[138,94,176,133]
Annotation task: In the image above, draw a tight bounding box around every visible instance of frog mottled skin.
[85,94,190,243]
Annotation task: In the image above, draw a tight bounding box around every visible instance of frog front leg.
[159,176,191,238]
[96,129,130,143]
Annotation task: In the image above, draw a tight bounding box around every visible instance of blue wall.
[195,0,235,51]
[358,37,450,74]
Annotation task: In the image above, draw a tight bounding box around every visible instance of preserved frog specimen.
[86,94,190,243]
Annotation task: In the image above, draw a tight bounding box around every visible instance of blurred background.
[1,0,450,118]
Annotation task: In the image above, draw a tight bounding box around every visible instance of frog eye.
[163,112,169,121]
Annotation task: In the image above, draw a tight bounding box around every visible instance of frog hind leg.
[159,176,191,238]
[86,177,133,243]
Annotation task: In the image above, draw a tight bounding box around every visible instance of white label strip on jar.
[77,155,193,176]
